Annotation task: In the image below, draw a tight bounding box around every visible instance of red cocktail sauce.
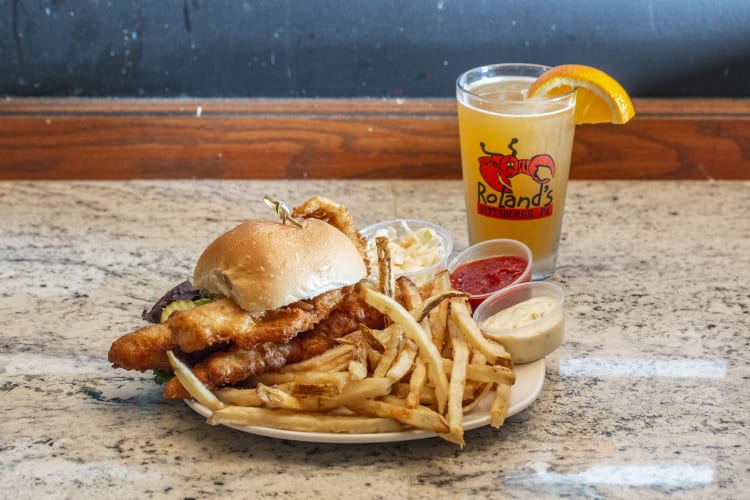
[450,255,528,307]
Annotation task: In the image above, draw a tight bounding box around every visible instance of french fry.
[416,290,469,323]
[339,376,395,400]
[373,324,404,378]
[209,406,404,434]
[359,324,387,353]
[376,236,394,299]
[490,383,512,428]
[252,370,350,391]
[349,346,368,380]
[261,377,396,415]
[444,318,469,447]
[394,382,483,408]
[441,360,516,386]
[167,351,225,411]
[427,271,452,352]
[366,343,382,368]
[396,276,422,312]
[279,343,352,373]
[386,338,418,382]
[394,277,431,408]
[257,376,397,412]
[346,398,449,433]
[337,330,373,380]
[362,286,450,413]
[405,358,427,409]
[214,387,264,407]
[392,383,436,405]
[257,383,308,410]
[450,300,512,366]
[289,382,345,397]
[216,382,342,407]
[214,382,348,406]
[463,383,492,413]
[471,349,488,365]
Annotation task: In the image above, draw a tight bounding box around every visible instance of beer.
[456,65,576,280]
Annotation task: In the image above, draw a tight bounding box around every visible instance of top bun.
[193,218,367,312]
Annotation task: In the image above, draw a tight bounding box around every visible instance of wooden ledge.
[1,98,748,180]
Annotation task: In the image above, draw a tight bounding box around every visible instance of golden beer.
[456,64,576,280]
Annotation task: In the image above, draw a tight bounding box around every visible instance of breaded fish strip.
[163,285,384,399]
[163,329,342,400]
[108,323,176,372]
[168,288,344,352]
[163,342,294,400]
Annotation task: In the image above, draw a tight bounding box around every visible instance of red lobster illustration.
[478,138,555,193]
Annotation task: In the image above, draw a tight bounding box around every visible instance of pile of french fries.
[168,238,515,447]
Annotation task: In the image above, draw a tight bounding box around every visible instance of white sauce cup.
[472,281,565,364]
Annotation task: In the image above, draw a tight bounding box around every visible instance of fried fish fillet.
[162,342,292,400]
[167,287,344,353]
[201,293,381,386]
[108,287,345,373]
[108,323,176,372]
[163,285,384,399]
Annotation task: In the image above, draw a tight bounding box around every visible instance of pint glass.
[456,63,576,280]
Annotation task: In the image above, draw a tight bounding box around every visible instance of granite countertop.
[1,179,748,499]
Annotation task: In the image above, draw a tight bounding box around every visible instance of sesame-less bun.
[193,218,367,312]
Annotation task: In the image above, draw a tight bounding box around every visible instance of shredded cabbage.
[365,220,446,276]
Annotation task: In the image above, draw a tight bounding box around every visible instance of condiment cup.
[360,218,453,286]
[447,238,532,308]
[473,281,565,364]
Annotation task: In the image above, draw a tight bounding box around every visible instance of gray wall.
[2,0,749,98]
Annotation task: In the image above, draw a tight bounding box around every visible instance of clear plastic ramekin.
[473,281,565,364]
[360,218,453,286]
[447,238,532,308]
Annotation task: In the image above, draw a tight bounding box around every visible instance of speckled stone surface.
[1,180,748,499]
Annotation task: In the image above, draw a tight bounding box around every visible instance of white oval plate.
[186,358,545,444]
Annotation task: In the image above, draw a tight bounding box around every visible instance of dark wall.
[2,0,749,98]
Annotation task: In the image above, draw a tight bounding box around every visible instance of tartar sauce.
[481,296,564,364]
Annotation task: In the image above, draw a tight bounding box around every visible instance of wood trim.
[1,98,748,180]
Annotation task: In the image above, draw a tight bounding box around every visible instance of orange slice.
[527,64,635,124]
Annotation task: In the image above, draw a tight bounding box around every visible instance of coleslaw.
[362,219,451,282]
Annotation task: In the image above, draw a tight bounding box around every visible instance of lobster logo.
[478,138,556,193]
